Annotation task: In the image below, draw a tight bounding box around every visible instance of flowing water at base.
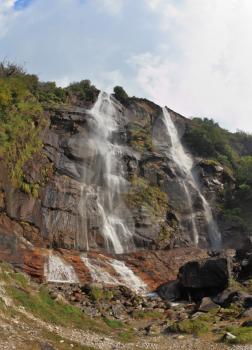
[45,254,79,283]
[81,255,147,294]
[81,255,120,285]
[109,259,147,294]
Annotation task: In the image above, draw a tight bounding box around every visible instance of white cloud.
[96,0,124,15]
[131,0,252,132]
[0,0,15,12]
[0,0,16,37]
[1,0,252,132]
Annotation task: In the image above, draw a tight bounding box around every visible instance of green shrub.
[67,80,97,104]
[37,82,67,104]
[113,86,129,105]
[237,156,252,186]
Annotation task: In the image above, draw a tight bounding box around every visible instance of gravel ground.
[0,307,251,350]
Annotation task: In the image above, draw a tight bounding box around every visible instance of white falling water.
[81,255,147,294]
[96,203,125,254]
[81,92,134,254]
[45,254,79,283]
[81,255,120,285]
[162,107,221,249]
[109,259,147,294]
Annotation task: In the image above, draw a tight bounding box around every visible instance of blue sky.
[0,0,252,132]
[14,0,31,10]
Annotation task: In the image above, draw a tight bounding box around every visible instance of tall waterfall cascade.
[80,92,135,254]
[162,107,222,249]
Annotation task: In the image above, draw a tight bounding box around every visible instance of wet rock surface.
[0,94,243,255]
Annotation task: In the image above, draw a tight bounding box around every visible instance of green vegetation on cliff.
[0,64,47,195]
[113,86,129,106]
[184,117,252,236]
[0,64,98,196]
[126,175,168,218]
[128,123,153,152]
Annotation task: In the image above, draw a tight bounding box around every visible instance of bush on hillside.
[113,86,129,105]
[67,79,97,103]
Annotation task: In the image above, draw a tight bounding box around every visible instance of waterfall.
[81,254,147,294]
[44,254,79,283]
[162,107,221,249]
[80,92,134,254]
[109,259,147,294]
[81,255,120,285]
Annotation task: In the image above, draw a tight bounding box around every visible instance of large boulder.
[178,257,232,299]
[156,280,184,301]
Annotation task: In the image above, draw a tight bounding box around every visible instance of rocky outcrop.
[156,253,233,302]
[179,257,231,290]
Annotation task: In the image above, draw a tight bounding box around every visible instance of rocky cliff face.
[0,86,250,285]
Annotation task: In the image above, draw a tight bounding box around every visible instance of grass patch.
[89,287,114,303]
[220,303,242,321]
[7,285,105,333]
[117,330,135,343]
[103,317,124,329]
[223,326,252,344]
[168,319,209,336]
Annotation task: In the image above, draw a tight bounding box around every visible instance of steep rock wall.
[0,94,247,259]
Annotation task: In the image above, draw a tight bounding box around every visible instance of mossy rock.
[128,123,153,152]
[126,176,168,218]
[168,319,209,336]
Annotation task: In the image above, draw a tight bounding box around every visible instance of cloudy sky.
[0,0,252,132]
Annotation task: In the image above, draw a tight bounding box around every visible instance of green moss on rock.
[126,176,168,218]
[128,123,153,152]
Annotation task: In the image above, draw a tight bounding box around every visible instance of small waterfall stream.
[81,255,120,285]
[162,107,222,249]
[109,259,147,294]
[45,254,79,283]
[81,255,147,294]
